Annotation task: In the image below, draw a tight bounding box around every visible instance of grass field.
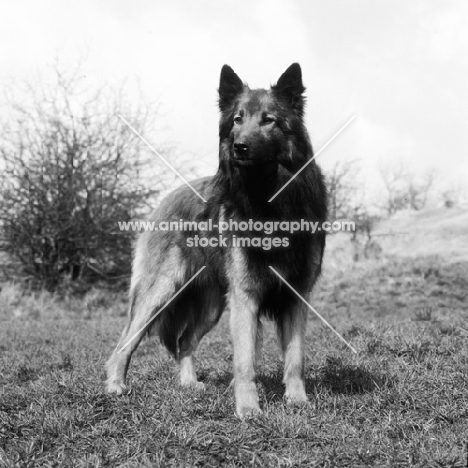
[1,209,467,467]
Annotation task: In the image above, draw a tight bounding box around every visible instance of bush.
[0,64,161,288]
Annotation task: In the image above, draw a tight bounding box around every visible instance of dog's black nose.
[234,142,249,153]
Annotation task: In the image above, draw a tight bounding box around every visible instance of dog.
[106,63,328,418]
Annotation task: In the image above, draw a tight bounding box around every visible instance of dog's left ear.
[273,63,305,112]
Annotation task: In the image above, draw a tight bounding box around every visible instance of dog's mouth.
[232,155,275,166]
[233,157,256,166]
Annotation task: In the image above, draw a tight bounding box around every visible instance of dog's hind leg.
[106,283,165,394]
[177,291,224,391]
[178,330,205,391]
[106,247,185,394]
[277,303,308,404]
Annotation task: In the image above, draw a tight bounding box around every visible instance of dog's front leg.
[229,288,261,418]
[278,303,308,404]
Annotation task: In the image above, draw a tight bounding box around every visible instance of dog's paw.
[106,380,128,395]
[285,393,309,406]
[285,380,308,405]
[235,382,261,419]
[181,380,206,392]
[236,404,263,419]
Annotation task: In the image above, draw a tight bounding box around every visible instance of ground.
[0,208,467,467]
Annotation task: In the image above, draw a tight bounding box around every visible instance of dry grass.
[374,207,468,263]
[1,234,467,466]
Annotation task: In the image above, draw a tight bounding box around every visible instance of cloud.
[0,0,466,191]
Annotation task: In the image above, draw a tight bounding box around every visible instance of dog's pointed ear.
[219,65,244,110]
[273,63,305,112]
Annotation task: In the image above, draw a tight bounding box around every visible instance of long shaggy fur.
[106,63,328,417]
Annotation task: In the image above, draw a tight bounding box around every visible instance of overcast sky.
[1,0,467,199]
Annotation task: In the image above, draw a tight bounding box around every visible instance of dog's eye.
[263,116,275,124]
[234,116,242,124]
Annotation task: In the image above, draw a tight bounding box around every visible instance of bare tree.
[380,163,436,215]
[441,184,465,208]
[0,63,168,288]
[379,162,407,215]
[326,159,361,220]
[406,170,436,210]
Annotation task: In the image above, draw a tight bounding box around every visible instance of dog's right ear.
[219,65,244,110]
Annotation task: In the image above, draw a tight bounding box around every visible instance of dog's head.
[218,64,308,170]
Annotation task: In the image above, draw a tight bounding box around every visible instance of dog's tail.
[157,284,201,359]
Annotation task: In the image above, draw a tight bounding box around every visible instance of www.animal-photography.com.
[1,1,467,467]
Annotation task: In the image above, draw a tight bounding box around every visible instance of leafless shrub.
[0,62,169,288]
[326,159,361,220]
[380,163,436,215]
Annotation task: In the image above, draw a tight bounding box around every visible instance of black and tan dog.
[106,63,328,417]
